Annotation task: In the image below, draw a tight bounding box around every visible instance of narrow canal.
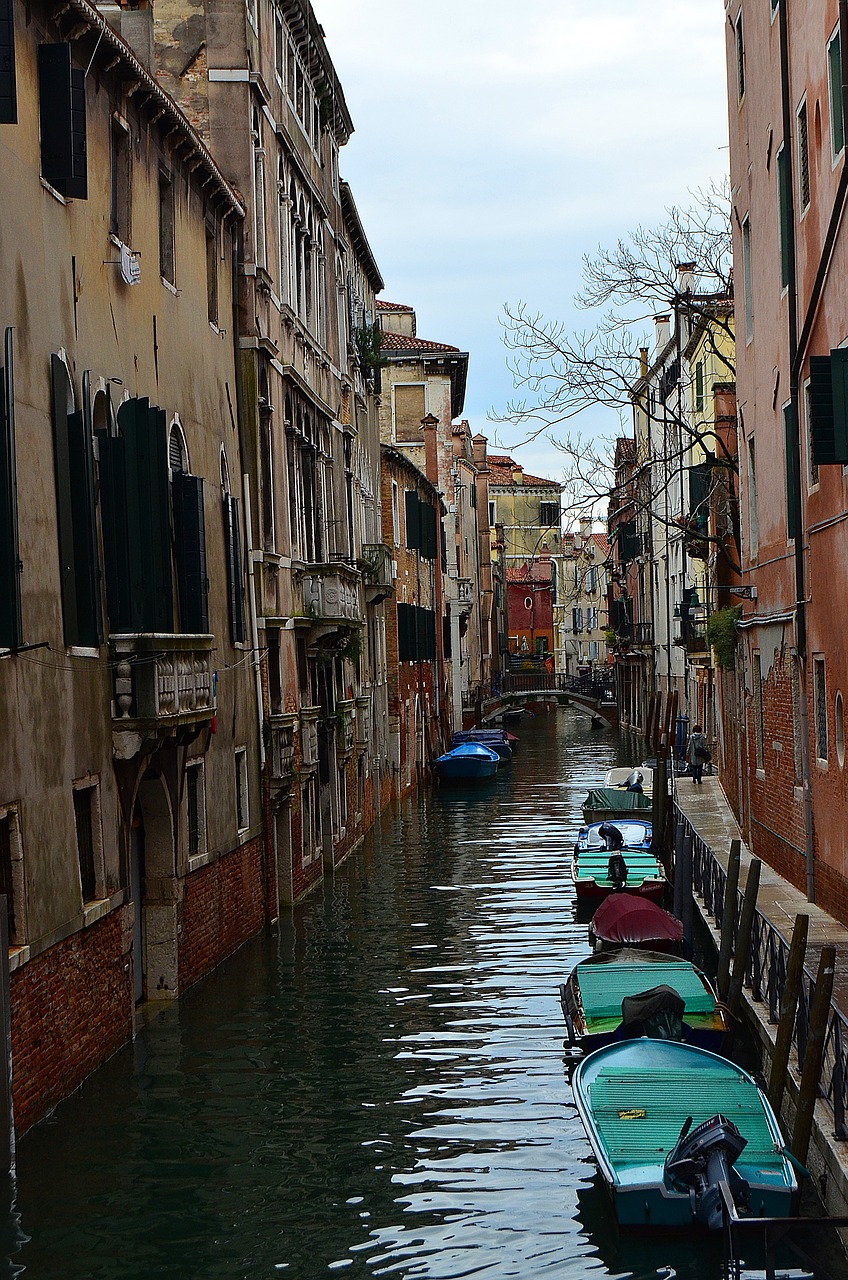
[3,711,831,1278]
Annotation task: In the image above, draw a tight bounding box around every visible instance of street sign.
[728,585,757,599]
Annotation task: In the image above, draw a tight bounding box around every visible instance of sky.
[311,0,730,484]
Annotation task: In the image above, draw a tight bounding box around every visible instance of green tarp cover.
[577,958,715,1019]
[583,788,653,813]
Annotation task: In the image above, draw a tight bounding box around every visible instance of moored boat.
[451,729,514,762]
[432,741,499,783]
[559,948,729,1052]
[582,787,654,824]
[589,894,684,954]
[572,821,666,902]
[603,765,654,798]
[572,1038,798,1228]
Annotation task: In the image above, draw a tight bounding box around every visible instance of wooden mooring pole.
[768,912,809,1115]
[791,944,836,1167]
[716,840,741,1003]
[727,857,761,1020]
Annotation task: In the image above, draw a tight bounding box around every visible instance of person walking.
[687,724,709,784]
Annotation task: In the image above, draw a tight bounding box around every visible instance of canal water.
[5,710,843,1278]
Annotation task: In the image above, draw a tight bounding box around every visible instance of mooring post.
[768,912,809,1114]
[791,944,836,1167]
[716,840,742,1002]
[653,755,668,864]
[727,857,761,1019]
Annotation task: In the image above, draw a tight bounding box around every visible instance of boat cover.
[591,895,684,947]
[584,788,653,814]
[620,984,685,1041]
[576,956,715,1018]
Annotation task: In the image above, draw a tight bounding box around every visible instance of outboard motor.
[664,1114,749,1230]
[624,770,644,793]
[607,852,629,890]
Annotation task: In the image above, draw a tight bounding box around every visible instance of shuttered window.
[172,472,209,633]
[51,356,102,647]
[815,656,828,762]
[797,99,810,211]
[778,148,791,290]
[97,397,173,633]
[38,43,87,199]
[416,607,436,660]
[0,327,21,649]
[419,501,437,560]
[397,601,416,662]
[830,29,845,158]
[73,786,97,903]
[404,490,421,551]
[224,493,247,643]
[784,402,800,540]
[0,0,16,124]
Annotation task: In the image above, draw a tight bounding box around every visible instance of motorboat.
[572,821,666,902]
[559,948,729,1053]
[450,729,514,762]
[603,765,654,799]
[432,741,499,783]
[572,1038,798,1228]
[589,894,684,954]
[582,787,653,824]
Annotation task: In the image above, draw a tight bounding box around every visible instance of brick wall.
[179,836,266,992]
[12,905,133,1135]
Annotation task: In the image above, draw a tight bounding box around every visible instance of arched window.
[168,420,188,474]
[220,446,231,494]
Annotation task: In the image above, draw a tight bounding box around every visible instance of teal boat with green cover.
[559,948,729,1052]
[573,1039,798,1229]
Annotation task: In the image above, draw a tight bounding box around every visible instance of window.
[186,760,206,856]
[224,490,246,643]
[815,656,828,761]
[488,499,496,527]
[391,480,400,545]
[205,219,218,325]
[747,434,759,556]
[742,216,753,341]
[777,146,791,289]
[393,384,426,442]
[302,775,319,863]
[797,98,810,211]
[539,501,560,526]
[73,780,102,904]
[735,9,745,102]
[695,360,704,413]
[274,12,285,82]
[51,355,102,647]
[0,0,17,125]
[337,767,347,831]
[110,117,132,244]
[0,805,22,945]
[829,27,845,159]
[753,651,765,771]
[38,43,87,199]
[159,170,175,284]
[0,327,21,649]
[235,748,249,832]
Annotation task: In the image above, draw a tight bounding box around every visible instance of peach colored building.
[726,0,848,914]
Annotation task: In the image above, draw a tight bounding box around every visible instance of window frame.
[829,25,845,163]
[815,655,829,764]
[0,803,24,947]
[72,776,105,906]
[797,95,811,214]
[735,9,745,104]
[235,746,249,834]
[158,168,176,286]
[185,758,207,861]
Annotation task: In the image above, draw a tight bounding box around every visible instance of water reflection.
[8,710,838,1279]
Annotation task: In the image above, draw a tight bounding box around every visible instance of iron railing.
[679,804,848,1139]
[557,671,617,702]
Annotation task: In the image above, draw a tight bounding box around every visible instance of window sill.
[40,178,68,205]
[161,276,179,295]
[188,849,214,873]
[83,898,111,928]
[67,645,101,659]
[816,757,830,770]
[8,946,29,973]
[756,768,766,781]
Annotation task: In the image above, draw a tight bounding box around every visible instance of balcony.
[355,695,370,750]
[336,699,356,756]
[294,562,364,627]
[268,713,297,789]
[360,543,394,604]
[301,706,320,770]
[111,635,215,734]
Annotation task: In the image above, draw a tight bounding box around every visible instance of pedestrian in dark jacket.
[687,725,709,784]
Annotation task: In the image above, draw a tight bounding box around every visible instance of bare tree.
[496,182,739,568]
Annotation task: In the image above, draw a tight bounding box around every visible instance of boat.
[603,765,654,798]
[432,741,500,783]
[572,1039,798,1228]
[450,729,514,762]
[582,787,654,824]
[572,821,666,902]
[559,948,729,1052]
[589,894,684,954]
[501,708,523,724]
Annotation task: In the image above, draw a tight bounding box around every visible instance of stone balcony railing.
[360,543,394,604]
[355,694,371,750]
[336,699,356,756]
[455,577,475,614]
[268,713,297,788]
[111,634,215,726]
[300,706,320,770]
[293,561,364,626]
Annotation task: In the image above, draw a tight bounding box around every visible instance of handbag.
[694,745,711,762]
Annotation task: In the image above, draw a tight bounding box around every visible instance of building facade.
[558,523,610,675]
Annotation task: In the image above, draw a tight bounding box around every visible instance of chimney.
[421,414,439,487]
[676,261,696,295]
[639,347,649,378]
[654,314,671,353]
[472,433,488,467]
[511,463,523,485]
[116,0,155,71]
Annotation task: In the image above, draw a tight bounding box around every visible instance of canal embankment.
[676,776,848,1215]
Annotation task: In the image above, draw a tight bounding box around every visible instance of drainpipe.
[778,0,816,901]
[242,477,266,771]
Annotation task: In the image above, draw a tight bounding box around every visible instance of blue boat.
[432,741,499,783]
[573,1039,798,1229]
[450,729,514,762]
[572,820,666,903]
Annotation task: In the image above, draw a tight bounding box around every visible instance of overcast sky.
[312,0,730,482]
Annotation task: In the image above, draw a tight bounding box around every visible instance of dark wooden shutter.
[0,0,16,124]
[416,607,435,659]
[38,44,87,199]
[829,348,848,463]
[224,493,246,642]
[173,473,209,634]
[420,502,437,560]
[784,403,799,540]
[96,421,130,631]
[810,351,848,466]
[404,490,420,551]
[0,328,21,648]
[442,615,451,659]
[51,357,101,646]
[397,602,416,661]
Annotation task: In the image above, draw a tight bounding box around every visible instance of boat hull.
[573,1039,798,1229]
[573,874,666,904]
[434,758,498,782]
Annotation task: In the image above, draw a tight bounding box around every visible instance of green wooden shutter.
[0,329,21,648]
[96,422,130,631]
[784,402,800,540]
[420,503,437,560]
[38,44,86,198]
[224,493,246,643]
[828,347,848,463]
[67,409,101,645]
[397,602,416,661]
[404,490,420,551]
[0,0,17,124]
[173,473,209,634]
[809,351,848,465]
[778,148,791,290]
